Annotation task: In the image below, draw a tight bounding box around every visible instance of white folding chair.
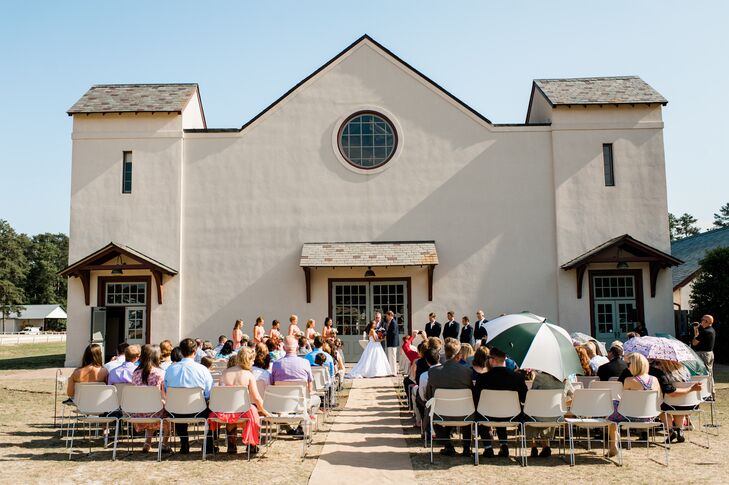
[207,386,252,460]
[117,385,165,461]
[274,381,321,429]
[475,390,525,466]
[690,375,718,427]
[68,385,120,460]
[616,390,667,466]
[61,382,105,446]
[589,380,624,401]
[425,388,476,464]
[312,368,332,417]
[255,379,268,401]
[663,384,708,448]
[523,389,567,465]
[164,387,209,460]
[576,375,600,388]
[262,385,311,459]
[565,388,614,466]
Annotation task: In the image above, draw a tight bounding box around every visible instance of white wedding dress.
[347,333,393,378]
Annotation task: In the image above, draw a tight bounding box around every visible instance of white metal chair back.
[572,381,584,390]
[523,389,565,419]
[165,387,207,415]
[476,390,521,419]
[663,386,702,408]
[576,375,599,387]
[113,383,133,402]
[75,385,119,415]
[617,390,661,419]
[589,380,623,401]
[264,385,306,415]
[569,389,613,418]
[274,380,310,397]
[608,376,619,382]
[209,386,251,414]
[689,375,711,400]
[430,388,475,418]
[120,385,163,415]
[312,368,329,392]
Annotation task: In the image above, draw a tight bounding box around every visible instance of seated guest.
[314,353,327,368]
[215,340,235,360]
[471,346,489,379]
[159,340,173,370]
[458,343,474,365]
[194,338,205,363]
[209,347,270,454]
[528,371,573,457]
[416,348,441,429]
[202,341,215,358]
[104,342,129,371]
[266,339,283,362]
[297,336,311,356]
[271,336,322,434]
[584,342,608,374]
[67,343,108,399]
[402,330,426,365]
[620,358,702,443]
[575,346,593,376]
[108,344,141,385]
[131,344,171,453]
[597,345,627,381]
[163,338,214,454]
[405,340,428,410]
[607,353,661,456]
[305,336,335,378]
[200,356,214,369]
[170,347,183,364]
[474,347,528,458]
[425,338,473,457]
[213,335,228,355]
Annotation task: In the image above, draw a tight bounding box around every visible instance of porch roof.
[299,241,438,267]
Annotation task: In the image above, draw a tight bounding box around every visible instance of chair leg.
[202,421,208,461]
[568,424,575,466]
[158,419,163,462]
[617,424,623,466]
[474,423,479,466]
[68,421,77,460]
[112,420,119,461]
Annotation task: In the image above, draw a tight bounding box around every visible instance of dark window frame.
[122,151,133,194]
[337,111,398,170]
[603,143,615,186]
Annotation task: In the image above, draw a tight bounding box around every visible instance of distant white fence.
[0,332,66,346]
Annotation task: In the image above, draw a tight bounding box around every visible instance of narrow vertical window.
[603,143,615,186]
[122,151,133,194]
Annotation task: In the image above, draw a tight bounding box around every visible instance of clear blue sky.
[2,0,727,235]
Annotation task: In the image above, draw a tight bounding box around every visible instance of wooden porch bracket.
[303,266,312,303]
[151,270,164,304]
[427,264,435,301]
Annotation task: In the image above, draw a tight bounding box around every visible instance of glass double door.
[332,280,408,361]
[592,274,638,342]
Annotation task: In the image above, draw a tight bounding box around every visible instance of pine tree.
[0,220,28,331]
[690,246,729,363]
[713,202,729,228]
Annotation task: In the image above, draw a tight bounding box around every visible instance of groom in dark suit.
[385,311,400,376]
[425,312,441,339]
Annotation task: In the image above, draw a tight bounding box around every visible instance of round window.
[338,112,397,169]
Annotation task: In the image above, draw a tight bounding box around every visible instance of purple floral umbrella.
[623,336,708,375]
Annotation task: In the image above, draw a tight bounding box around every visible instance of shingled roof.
[68,83,199,115]
[671,227,729,289]
[534,76,667,106]
[300,241,438,267]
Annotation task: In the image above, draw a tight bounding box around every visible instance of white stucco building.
[62,35,681,365]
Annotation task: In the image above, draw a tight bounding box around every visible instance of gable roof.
[533,76,667,107]
[68,83,200,115]
[0,304,67,320]
[186,34,508,133]
[60,242,178,277]
[671,227,729,289]
[562,234,682,270]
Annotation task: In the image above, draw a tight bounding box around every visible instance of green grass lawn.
[0,342,66,370]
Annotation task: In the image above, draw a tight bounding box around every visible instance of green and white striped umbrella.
[485,312,583,381]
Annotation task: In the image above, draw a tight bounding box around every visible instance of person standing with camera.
[691,315,716,397]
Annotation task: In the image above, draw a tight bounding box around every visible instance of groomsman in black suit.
[442,311,460,340]
[459,316,475,347]
[473,309,489,342]
[424,312,441,339]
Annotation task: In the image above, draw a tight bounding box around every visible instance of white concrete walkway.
[309,377,416,484]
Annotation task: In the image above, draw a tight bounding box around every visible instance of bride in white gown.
[347,321,393,378]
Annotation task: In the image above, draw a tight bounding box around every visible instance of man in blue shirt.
[164,338,214,454]
[305,336,335,377]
